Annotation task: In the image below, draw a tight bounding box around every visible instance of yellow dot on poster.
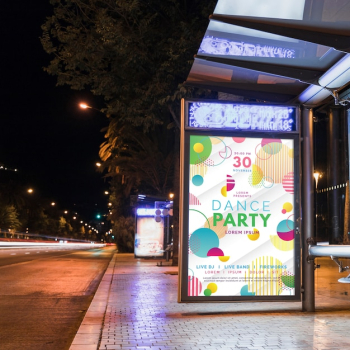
[248,228,260,241]
[193,143,204,153]
[219,256,230,262]
[207,283,217,293]
[288,148,294,158]
[283,202,293,212]
[221,186,227,197]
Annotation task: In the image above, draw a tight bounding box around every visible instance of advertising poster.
[186,134,297,298]
[135,216,164,257]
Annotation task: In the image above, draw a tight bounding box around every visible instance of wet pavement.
[70,253,350,350]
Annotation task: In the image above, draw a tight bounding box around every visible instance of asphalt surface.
[0,245,115,350]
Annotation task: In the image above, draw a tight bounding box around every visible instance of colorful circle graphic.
[282,172,294,194]
[218,256,230,262]
[262,176,274,188]
[204,288,212,296]
[281,274,295,288]
[207,283,218,293]
[261,139,282,155]
[190,136,212,165]
[189,228,219,258]
[282,202,293,214]
[232,137,245,143]
[193,142,204,153]
[221,186,227,197]
[250,164,263,185]
[188,276,202,296]
[207,247,224,256]
[192,175,204,186]
[248,228,260,241]
[277,219,294,241]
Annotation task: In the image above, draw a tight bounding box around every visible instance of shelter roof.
[186,0,350,106]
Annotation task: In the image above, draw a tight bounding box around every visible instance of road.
[0,245,115,350]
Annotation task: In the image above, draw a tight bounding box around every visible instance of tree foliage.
[41,0,216,127]
[42,0,217,256]
[113,216,135,253]
[100,122,174,197]
[0,205,21,231]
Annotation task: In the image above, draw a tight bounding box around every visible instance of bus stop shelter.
[180,0,350,312]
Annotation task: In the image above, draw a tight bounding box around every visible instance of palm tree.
[100,122,174,198]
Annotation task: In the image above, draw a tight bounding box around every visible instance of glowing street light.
[96,162,102,167]
[51,202,56,206]
[79,103,92,109]
[104,191,109,195]
[169,193,174,199]
[27,188,33,194]
[314,172,322,189]
[79,102,102,113]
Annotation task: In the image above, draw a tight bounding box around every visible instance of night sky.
[0,1,108,219]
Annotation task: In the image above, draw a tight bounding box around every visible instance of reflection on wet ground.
[94,254,350,349]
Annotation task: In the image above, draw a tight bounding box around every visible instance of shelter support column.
[302,108,315,312]
[327,107,341,244]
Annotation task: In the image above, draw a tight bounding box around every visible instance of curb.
[69,252,116,350]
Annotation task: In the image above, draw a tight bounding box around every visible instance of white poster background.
[187,135,295,297]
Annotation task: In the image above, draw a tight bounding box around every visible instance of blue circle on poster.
[189,228,219,258]
[192,175,204,186]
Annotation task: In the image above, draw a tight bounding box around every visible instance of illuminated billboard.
[135,215,165,258]
[188,101,297,131]
[179,100,300,302]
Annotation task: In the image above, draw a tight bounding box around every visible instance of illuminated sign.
[137,208,169,217]
[137,208,158,216]
[199,36,296,58]
[182,134,298,300]
[135,217,165,258]
[179,99,300,302]
[188,102,297,132]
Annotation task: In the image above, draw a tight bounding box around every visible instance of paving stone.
[69,254,350,350]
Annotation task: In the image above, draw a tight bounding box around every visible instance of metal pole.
[302,108,315,312]
[166,215,170,262]
[309,244,350,258]
[327,107,341,244]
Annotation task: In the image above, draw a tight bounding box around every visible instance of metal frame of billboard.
[179,98,301,302]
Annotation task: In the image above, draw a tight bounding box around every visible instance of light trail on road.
[0,241,106,248]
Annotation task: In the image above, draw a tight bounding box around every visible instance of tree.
[42,0,217,263]
[100,123,174,196]
[0,205,22,232]
[42,0,216,126]
[113,216,135,253]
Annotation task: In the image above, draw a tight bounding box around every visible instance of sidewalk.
[70,253,350,350]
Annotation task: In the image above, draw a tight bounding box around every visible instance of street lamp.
[79,103,92,109]
[314,172,322,190]
[79,102,102,113]
[27,188,33,194]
